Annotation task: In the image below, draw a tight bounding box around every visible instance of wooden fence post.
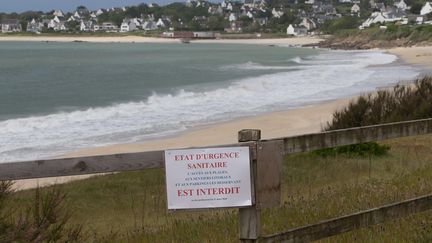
[238,129,261,243]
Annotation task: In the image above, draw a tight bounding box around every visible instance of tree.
[321,16,361,34]
[208,15,225,31]
[410,2,424,14]
[67,20,80,31]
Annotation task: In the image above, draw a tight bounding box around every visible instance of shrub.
[0,182,84,242]
[326,77,432,129]
[313,142,390,157]
[317,77,432,157]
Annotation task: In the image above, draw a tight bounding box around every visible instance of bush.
[0,182,84,242]
[326,77,432,129]
[313,142,390,157]
[317,77,432,157]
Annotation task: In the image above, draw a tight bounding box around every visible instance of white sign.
[165,147,252,210]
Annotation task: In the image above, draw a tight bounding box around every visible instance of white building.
[360,12,386,28]
[27,19,43,33]
[394,0,408,10]
[300,18,317,30]
[1,19,22,33]
[120,19,137,32]
[420,2,432,15]
[287,24,295,35]
[227,2,234,11]
[80,21,95,31]
[53,10,64,17]
[228,13,238,22]
[48,16,67,31]
[286,24,307,36]
[351,4,360,14]
[142,20,158,30]
[272,8,284,18]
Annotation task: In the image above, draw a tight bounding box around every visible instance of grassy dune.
[3,133,432,242]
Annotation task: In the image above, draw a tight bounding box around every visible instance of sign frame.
[164,146,253,210]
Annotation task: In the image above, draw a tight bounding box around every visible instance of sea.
[0,41,422,162]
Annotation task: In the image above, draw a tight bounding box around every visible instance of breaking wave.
[0,50,419,162]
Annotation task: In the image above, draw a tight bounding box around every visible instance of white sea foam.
[0,50,420,162]
[220,61,301,71]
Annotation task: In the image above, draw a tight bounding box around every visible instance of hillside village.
[0,0,432,37]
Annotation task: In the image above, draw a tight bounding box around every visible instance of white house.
[360,12,386,28]
[80,21,94,31]
[120,19,137,32]
[132,18,143,28]
[142,20,158,30]
[227,2,234,11]
[48,16,67,31]
[272,8,284,18]
[420,2,432,15]
[228,13,238,22]
[287,24,295,35]
[148,3,159,8]
[53,10,64,17]
[1,19,22,33]
[101,22,118,31]
[416,16,424,24]
[96,9,106,16]
[27,19,43,33]
[186,0,196,7]
[221,0,228,8]
[351,4,360,14]
[300,18,317,30]
[156,18,171,28]
[67,16,77,22]
[394,0,408,10]
[74,11,82,19]
[287,24,307,36]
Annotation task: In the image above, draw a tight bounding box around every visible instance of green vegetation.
[2,133,432,241]
[313,142,390,157]
[0,182,83,242]
[321,25,432,48]
[320,16,362,34]
[316,77,432,156]
[326,76,432,130]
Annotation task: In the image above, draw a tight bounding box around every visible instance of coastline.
[387,46,432,71]
[13,98,349,190]
[0,35,323,46]
[11,43,432,190]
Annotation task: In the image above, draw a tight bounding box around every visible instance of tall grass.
[4,133,432,242]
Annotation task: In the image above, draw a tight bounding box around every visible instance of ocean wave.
[0,50,419,162]
[219,61,301,71]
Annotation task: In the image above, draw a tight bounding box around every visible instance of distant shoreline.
[0,35,324,46]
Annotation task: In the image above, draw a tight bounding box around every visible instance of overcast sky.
[0,0,176,13]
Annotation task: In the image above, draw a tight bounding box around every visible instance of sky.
[0,0,175,13]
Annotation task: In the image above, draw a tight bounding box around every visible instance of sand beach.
[8,38,432,190]
[0,35,323,46]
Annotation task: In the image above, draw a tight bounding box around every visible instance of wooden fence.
[2,117,432,242]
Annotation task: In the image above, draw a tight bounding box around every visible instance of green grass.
[4,133,432,242]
